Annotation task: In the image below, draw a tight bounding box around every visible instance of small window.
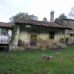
[26,25,31,28]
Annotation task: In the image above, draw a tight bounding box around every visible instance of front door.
[30,33,37,46]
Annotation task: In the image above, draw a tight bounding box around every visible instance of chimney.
[50,11,54,22]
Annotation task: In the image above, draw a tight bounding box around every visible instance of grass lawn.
[0,45,74,74]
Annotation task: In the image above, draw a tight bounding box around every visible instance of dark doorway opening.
[0,44,9,52]
[30,33,37,46]
[49,32,55,39]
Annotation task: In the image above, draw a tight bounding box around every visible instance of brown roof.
[15,19,72,29]
[0,22,14,28]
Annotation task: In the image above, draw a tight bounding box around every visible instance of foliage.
[0,45,74,74]
[10,24,19,43]
[10,12,38,22]
[43,17,47,22]
[59,13,67,19]
[69,6,74,19]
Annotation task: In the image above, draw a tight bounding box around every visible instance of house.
[55,18,74,44]
[12,12,71,49]
[12,19,71,49]
[0,22,13,51]
[0,11,73,51]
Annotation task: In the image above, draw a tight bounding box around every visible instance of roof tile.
[0,22,14,28]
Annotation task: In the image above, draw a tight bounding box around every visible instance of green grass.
[0,45,74,74]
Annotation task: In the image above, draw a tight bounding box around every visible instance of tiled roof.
[15,19,72,29]
[0,22,14,28]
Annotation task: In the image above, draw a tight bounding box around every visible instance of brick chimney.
[50,11,54,22]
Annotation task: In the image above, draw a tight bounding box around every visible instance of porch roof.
[15,19,72,29]
[0,22,14,28]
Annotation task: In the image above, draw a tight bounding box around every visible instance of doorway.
[30,33,37,46]
[49,32,55,39]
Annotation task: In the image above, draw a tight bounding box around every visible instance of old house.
[55,18,74,44]
[0,22,13,51]
[12,11,71,49]
[0,11,72,51]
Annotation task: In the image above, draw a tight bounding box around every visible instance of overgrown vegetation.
[10,24,19,43]
[0,45,74,74]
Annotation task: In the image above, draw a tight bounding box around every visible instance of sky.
[0,0,74,22]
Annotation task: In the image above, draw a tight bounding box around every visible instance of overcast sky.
[0,0,74,22]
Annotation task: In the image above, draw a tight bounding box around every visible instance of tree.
[43,17,47,22]
[10,12,38,22]
[59,13,67,19]
[69,6,74,19]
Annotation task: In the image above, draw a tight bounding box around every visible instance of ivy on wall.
[10,24,19,43]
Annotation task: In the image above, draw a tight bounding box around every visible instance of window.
[26,25,31,28]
